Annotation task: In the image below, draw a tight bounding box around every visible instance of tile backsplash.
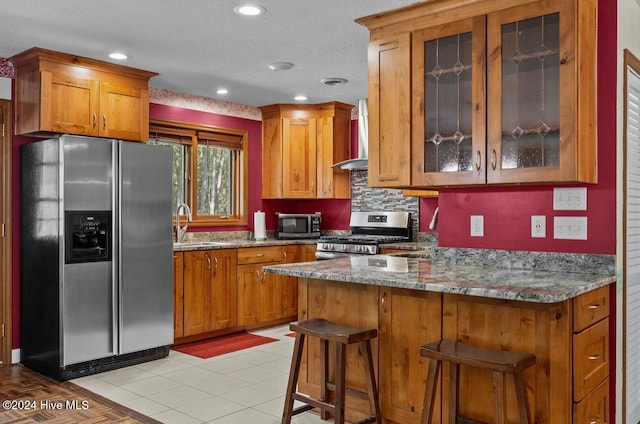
[350,170,420,239]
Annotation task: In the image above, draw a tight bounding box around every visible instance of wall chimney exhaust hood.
[332,98,368,170]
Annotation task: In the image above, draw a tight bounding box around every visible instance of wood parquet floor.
[0,365,161,423]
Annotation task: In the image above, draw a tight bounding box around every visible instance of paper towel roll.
[254,210,266,240]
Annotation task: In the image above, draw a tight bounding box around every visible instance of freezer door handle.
[113,140,120,355]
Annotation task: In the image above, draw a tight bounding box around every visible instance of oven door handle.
[315,251,354,260]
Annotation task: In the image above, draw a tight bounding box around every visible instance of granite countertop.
[172,238,318,251]
[262,254,616,303]
[173,238,435,252]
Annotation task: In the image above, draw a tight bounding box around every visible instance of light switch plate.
[553,216,588,240]
[553,187,587,210]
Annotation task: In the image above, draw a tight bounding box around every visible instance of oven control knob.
[354,245,362,253]
[341,244,348,252]
[322,243,328,250]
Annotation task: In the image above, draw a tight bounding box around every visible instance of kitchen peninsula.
[263,251,615,423]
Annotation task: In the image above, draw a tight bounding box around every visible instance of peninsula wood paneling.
[297,278,380,424]
[442,294,572,423]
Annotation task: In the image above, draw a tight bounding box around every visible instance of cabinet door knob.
[256,253,264,257]
[205,253,211,270]
[490,149,497,170]
[588,354,601,360]
[587,304,601,309]
[92,113,97,129]
[102,115,107,130]
[475,151,482,171]
[213,256,218,269]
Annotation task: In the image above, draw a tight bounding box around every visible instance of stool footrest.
[292,392,335,415]
[326,382,371,400]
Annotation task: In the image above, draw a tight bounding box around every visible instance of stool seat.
[421,339,536,374]
[282,318,382,424]
[290,318,378,344]
[420,339,536,424]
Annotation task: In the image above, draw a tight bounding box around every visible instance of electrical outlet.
[553,187,587,211]
[470,215,484,237]
[531,215,546,238]
[553,216,588,240]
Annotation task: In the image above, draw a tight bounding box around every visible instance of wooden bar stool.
[282,318,382,424]
[420,339,536,424]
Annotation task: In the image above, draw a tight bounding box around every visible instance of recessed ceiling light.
[216,88,228,95]
[268,62,294,71]
[321,77,348,86]
[294,95,308,101]
[234,4,265,16]
[109,52,128,60]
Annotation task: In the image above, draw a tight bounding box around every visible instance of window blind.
[197,131,243,150]
[627,66,640,423]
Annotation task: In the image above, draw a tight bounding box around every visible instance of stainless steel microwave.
[277,213,321,239]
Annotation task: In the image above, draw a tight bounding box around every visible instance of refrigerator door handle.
[112,140,120,355]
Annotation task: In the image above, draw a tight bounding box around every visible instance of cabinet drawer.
[237,246,283,264]
[574,378,609,424]
[573,318,609,401]
[574,286,609,332]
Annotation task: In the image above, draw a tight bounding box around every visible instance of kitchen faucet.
[175,203,192,242]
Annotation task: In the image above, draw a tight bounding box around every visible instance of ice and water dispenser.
[65,211,112,264]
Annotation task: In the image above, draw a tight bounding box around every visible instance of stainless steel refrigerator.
[21,135,174,380]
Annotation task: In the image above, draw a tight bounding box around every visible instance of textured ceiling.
[0,0,420,107]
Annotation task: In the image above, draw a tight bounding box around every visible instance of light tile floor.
[72,325,332,424]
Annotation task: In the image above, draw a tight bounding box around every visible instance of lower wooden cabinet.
[175,245,306,342]
[237,261,278,325]
[298,244,318,262]
[279,246,299,318]
[237,245,299,327]
[173,252,184,339]
[182,249,237,337]
[574,378,609,424]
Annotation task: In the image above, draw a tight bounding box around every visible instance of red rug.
[172,332,278,359]
[286,332,296,337]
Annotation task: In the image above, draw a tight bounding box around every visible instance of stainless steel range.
[316,211,411,259]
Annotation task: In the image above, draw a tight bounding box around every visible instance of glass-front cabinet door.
[412,16,487,187]
[486,0,596,184]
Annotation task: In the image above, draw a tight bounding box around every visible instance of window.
[149,120,248,226]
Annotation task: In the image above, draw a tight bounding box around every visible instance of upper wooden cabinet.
[10,47,157,142]
[367,33,412,187]
[357,0,597,187]
[260,102,353,199]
